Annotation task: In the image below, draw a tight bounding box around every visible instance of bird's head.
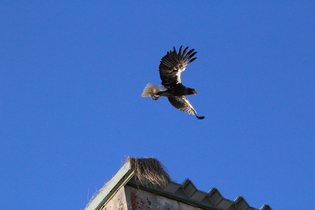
[187,88,198,95]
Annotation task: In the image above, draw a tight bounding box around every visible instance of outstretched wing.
[167,96,205,120]
[159,46,197,88]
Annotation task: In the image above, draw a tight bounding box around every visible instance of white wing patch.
[159,46,197,87]
[167,96,197,116]
[179,96,197,115]
[175,66,186,84]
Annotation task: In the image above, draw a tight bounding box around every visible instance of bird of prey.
[141,46,205,120]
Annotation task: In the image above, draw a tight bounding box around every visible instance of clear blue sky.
[1,1,314,209]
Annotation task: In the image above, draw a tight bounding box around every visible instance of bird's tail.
[141,83,158,97]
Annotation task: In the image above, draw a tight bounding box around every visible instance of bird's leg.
[151,96,160,101]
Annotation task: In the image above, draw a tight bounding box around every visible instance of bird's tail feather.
[141,83,158,97]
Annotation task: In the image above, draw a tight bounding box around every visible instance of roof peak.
[85,157,272,210]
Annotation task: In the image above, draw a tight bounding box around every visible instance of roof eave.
[85,161,134,210]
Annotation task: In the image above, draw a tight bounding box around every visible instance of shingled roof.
[85,157,272,210]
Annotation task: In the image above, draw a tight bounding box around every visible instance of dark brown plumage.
[141,46,204,119]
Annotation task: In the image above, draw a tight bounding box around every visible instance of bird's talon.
[152,96,159,101]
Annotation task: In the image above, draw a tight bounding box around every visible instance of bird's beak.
[193,90,198,95]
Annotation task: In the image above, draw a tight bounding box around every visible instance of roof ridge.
[85,157,272,210]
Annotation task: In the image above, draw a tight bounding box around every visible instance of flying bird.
[141,46,205,119]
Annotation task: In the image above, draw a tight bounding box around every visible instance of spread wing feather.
[159,46,197,88]
[167,96,204,120]
[168,96,196,115]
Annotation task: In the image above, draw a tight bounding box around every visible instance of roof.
[85,158,272,210]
